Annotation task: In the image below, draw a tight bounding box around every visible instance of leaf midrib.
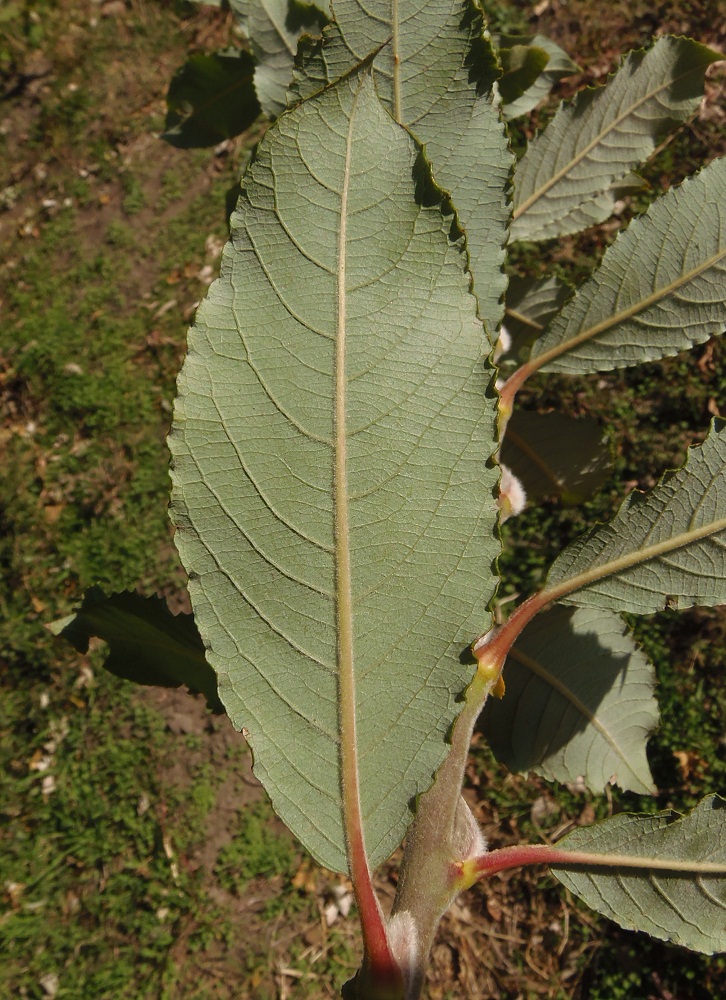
[336,82,358,846]
[512,53,702,222]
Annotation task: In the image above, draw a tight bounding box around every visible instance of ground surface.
[1,1,725,998]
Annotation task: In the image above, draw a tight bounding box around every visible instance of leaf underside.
[532,155,726,374]
[481,605,657,794]
[511,36,722,242]
[548,420,726,614]
[169,75,499,873]
[293,0,512,340]
[554,795,726,953]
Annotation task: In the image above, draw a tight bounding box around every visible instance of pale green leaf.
[292,0,512,340]
[511,36,721,242]
[497,34,580,121]
[48,588,222,713]
[529,156,726,374]
[546,420,726,614]
[169,76,499,873]
[231,0,327,118]
[480,606,657,794]
[500,410,612,503]
[553,795,726,953]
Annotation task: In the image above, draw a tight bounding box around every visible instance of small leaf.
[292,0,512,340]
[500,410,612,504]
[511,36,722,241]
[480,606,657,794]
[163,49,260,148]
[546,420,726,614]
[498,43,550,106]
[48,588,222,713]
[553,795,726,953]
[529,156,726,374]
[231,0,327,118]
[169,74,500,874]
[498,34,580,121]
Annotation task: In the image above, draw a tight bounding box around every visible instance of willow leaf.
[500,410,611,503]
[553,795,726,953]
[511,36,721,242]
[481,606,657,794]
[169,75,499,874]
[530,156,726,374]
[292,0,512,340]
[546,420,726,614]
[231,0,327,118]
[498,34,580,121]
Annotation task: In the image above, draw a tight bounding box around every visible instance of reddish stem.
[348,829,404,995]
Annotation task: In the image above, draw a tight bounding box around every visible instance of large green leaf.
[293,0,512,339]
[527,156,726,374]
[48,588,222,713]
[511,36,721,242]
[480,606,657,794]
[497,34,580,121]
[500,410,611,503]
[231,0,327,118]
[553,795,726,953]
[169,75,499,874]
[546,420,726,614]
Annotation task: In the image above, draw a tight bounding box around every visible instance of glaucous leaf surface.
[292,0,512,340]
[529,156,726,373]
[169,76,499,874]
[511,36,721,242]
[553,795,726,953]
[480,606,657,794]
[49,588,222,713]
[497,34,580,121]
[500,410,612,503]
[547,420,726,614]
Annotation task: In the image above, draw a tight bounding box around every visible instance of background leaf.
[480,606,657,794]
[498,34,580,121]
[231,0,327,118]
[547,420,726,614]
[529,156,726,374]
[48,588,222,713]
[500,410,612,503]
[511,36,721,242]
[553,795,726,953]
[497,274,571,363]
[169,76,500,873]
[293,0,512,340]
[163,49,260,148]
